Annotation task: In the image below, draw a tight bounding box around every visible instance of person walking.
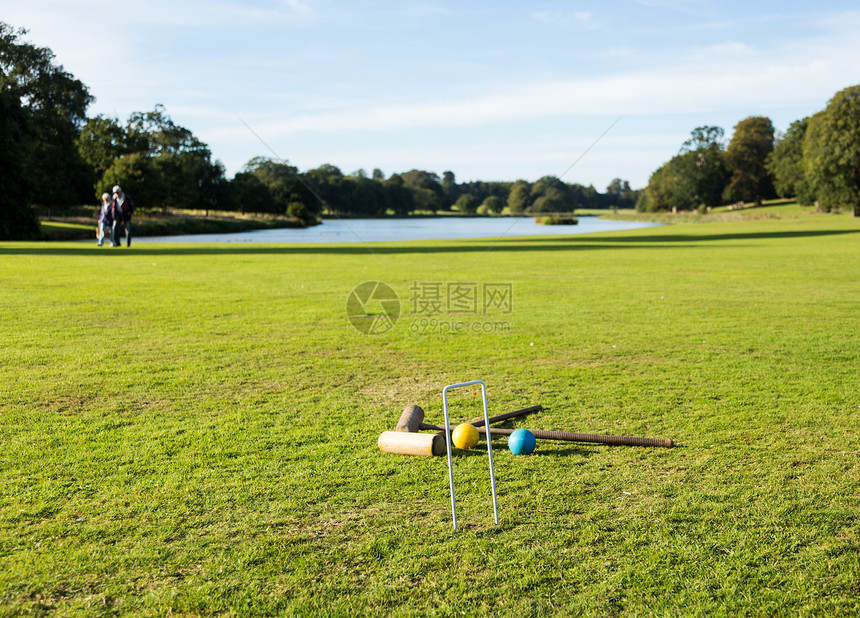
[97,192,114,246]
[111,185,135,247]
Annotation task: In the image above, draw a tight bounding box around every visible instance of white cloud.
[224,50,849,140]
[532,9,597,29]
[633,0,707,15]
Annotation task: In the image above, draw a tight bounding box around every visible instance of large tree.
[725,116,776,205]
[636,156,696,212]
[90,105,229,212]
[0,89,39,239]
[680,126,729,208]
[636,126,728,212]
[766,118,814,205]
[0,22,93,208]
[804,85,860,216]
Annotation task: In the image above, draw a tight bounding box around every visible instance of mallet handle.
[465,404,542,427]
[420,424,674,448]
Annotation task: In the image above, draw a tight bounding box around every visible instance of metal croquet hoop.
[442,380,499,530]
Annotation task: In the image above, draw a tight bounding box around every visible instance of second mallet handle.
[465,404,542,427]
[423,404,542,436]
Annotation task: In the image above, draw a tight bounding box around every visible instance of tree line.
[0,23,638,239]
[637,85,860,217]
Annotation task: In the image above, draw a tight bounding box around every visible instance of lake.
[138,215,661,243]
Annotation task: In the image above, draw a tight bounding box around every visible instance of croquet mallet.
[377,404,541,456]
[377,404,674,455]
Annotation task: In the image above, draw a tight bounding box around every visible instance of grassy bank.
[593,198,854,224]
[1,211,859,615]
[38,208,308,241]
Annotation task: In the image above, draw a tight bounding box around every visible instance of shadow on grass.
[1,227,857,257]
[452,445,593,458]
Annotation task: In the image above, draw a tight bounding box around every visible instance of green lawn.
[1,211,859,616]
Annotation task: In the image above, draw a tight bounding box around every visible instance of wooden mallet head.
[395,404,425,432]
[379,405,446,456]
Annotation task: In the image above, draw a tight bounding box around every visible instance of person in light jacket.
[97,192,114,246]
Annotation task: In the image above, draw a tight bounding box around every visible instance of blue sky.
[4,1,859,189]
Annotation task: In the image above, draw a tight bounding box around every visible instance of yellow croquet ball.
[452,423,480,450]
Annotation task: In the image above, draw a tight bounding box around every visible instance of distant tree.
[725,116,776,205]
[606,178,630,195]
[287,201,315,226]
[372,168,385,181]
[636,157,696,212]
[507,180,531,214]
[804,85,860,216]
[161,151,223,211]
[0,89,39,239]
[681,125,725,152]
[570,183,600,209]
[400,169,445,212]
[767,118,814,204]
[605,178,637,209]
[305,164,346,214]
[77,115,128,186]
[410,187,442,213]
[532,187,571,213]
[245,156,314,215]
[194,160,231,214]
[680,126,729,208]
[457,180,509,207]
[230,172,271,213]
[453,193,478,213]
[400,169,440,189]
[479,195,503,214]
[441,170,459,206]
[385,173,414,215]
[530,176,575,212]
[344,175,388,216]
[125,105,209,158]
[1,23,94,208]
[98,152,166,211]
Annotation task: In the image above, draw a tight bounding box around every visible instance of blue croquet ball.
[508,429,536,455]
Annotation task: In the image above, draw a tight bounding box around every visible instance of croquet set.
[378,380,673,530]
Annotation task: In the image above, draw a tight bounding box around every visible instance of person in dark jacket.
[111,185,135,247]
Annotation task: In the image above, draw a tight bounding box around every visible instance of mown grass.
[1,210,859,616]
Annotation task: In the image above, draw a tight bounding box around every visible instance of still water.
[138,215,661,244]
